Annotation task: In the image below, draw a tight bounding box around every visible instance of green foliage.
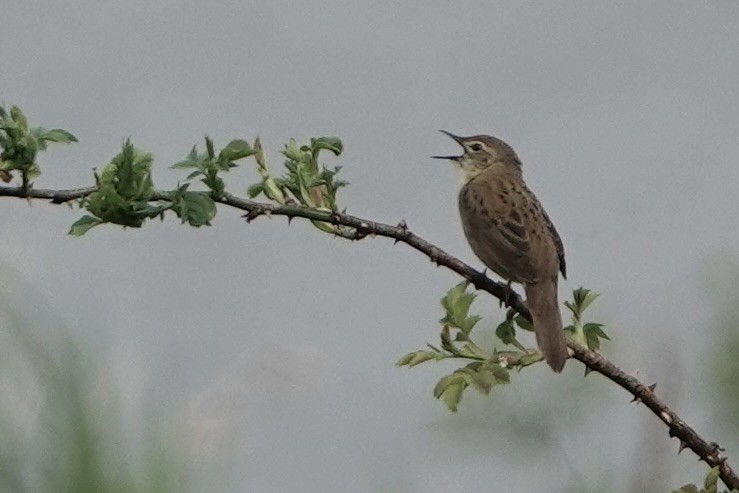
[169,185,217,227]
[248,136,349,235]
[432,359,511,412]
[564,287,610,350]
[0,104,77,185]
[2,104,351,238]
[70,136,256,235]
[672,466,738,493]
[70,141,166,235]
[247,136,347,209]
[171,136,256,198]
[439,282,482,335]
[398,282,606,411]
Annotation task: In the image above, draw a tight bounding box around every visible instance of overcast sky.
[2,1,739,491]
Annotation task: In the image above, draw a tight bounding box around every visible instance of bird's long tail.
[524,279,568,372]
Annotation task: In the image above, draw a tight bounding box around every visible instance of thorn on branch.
[647,383,657,392]
[711,442,726,454]
[242,209,262,223]
[584,365,593,377]
[678,440,688,454]
[394,219,408,244]
[428,249,440,265]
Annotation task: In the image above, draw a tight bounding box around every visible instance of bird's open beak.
[432,130,463,160]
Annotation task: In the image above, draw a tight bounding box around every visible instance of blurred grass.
[703,255,739,438]
[0,285,185,493]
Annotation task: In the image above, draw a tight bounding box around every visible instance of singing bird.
[434,131,568,372]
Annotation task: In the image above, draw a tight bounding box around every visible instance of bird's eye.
[469,143,483,152]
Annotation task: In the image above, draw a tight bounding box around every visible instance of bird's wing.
[540,207,566,279]
[459,178,539,283]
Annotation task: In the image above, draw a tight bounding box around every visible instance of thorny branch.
[1,184,737,490]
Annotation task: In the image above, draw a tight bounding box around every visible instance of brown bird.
[434,131,568,372]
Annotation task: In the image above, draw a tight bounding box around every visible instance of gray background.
[2,1,738,491]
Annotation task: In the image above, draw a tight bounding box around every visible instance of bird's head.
[433,130,520,182]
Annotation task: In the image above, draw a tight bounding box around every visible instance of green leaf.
[439,282,480,332]
[519,352,544,367]
[704,466,719,493]
[219,139,256,162]
[461,314,482,334]
[463,365,494,394]
[171,146,202,169]
[263,177,286,203]
[566,287,600,320]
[68,215,104,236]
[282,138,303,162]
[490,363,511,384]
[247,183,265,198]
[396,352,415,366]
[10,106,28,131]
[577,288,599,313]
[205,175,225,197]
[205,135,215,159]
[38,128,77,144]
[514,315,534,332]
[583,322,609,350]
[311,136,343,156]
[171,191,216,227]
[26,163,41,181]
[495,319,525,350]
[433,374,466,412]
[440,326,455,353]
[254,137,267,169]
[407,350,440,367]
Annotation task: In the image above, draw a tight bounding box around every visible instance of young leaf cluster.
[0,104,76,187]
[248,136,349,235]
[70,141,163,235]
[398,282,607,412]
[171,136,256,198]
[564,287,610,350]
[70,136,256,235]
[2,106,353,238]
[673,467,739,493]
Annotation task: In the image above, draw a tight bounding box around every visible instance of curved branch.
[2,184,737,489]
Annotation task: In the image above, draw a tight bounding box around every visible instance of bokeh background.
[1,1,738,491]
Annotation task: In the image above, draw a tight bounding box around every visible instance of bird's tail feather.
[524,280,568,372]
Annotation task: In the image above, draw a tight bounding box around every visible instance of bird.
[434,130,568,372]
